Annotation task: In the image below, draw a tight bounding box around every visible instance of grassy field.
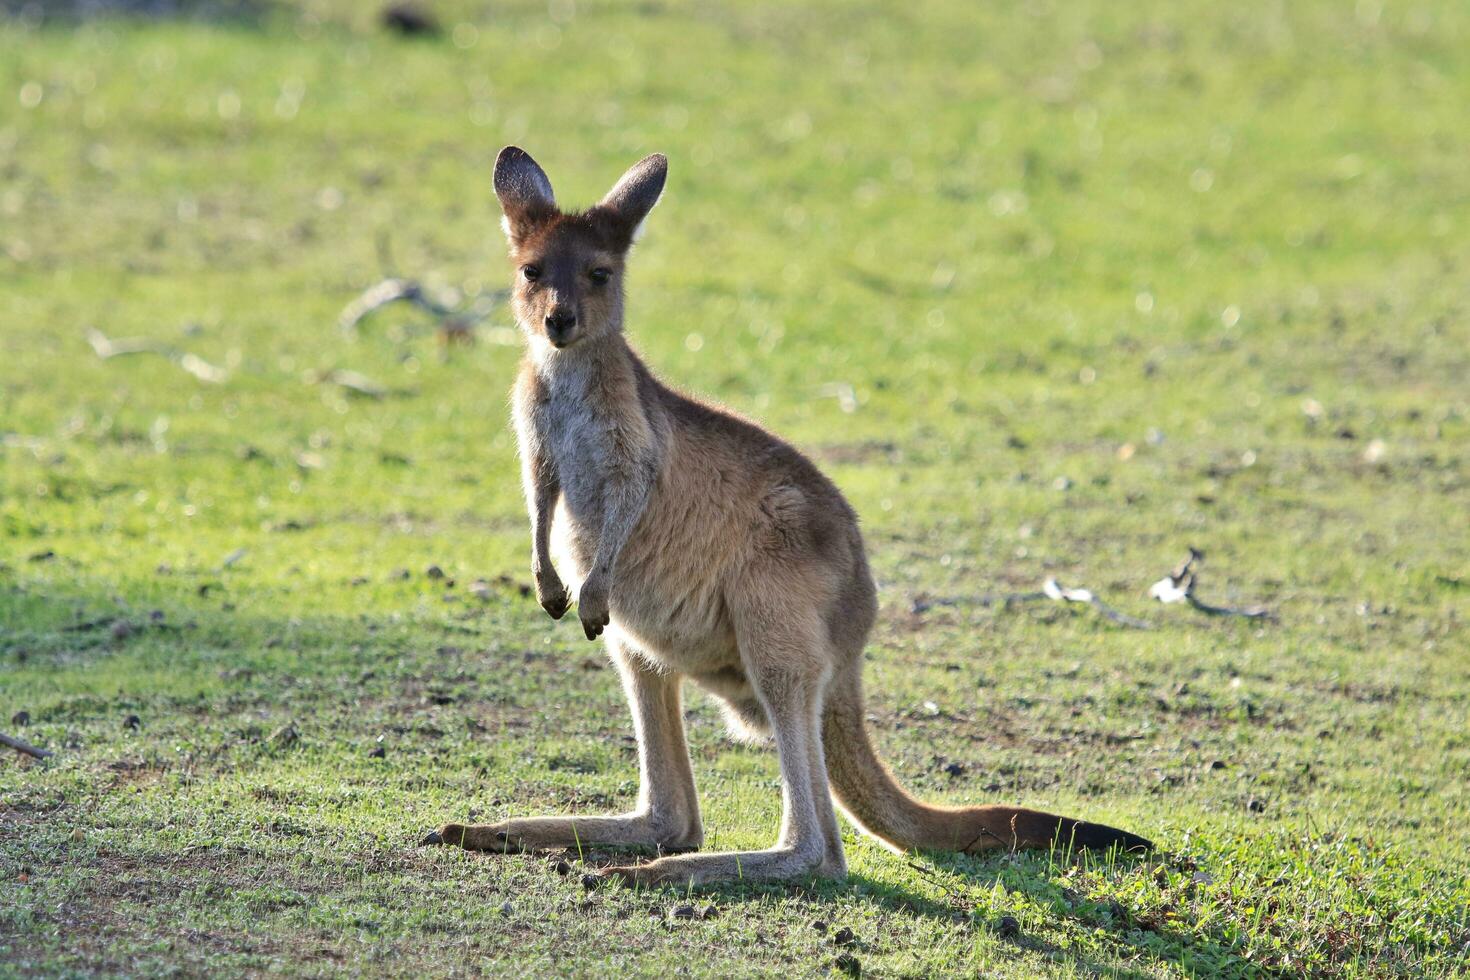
[2,0,1468,975]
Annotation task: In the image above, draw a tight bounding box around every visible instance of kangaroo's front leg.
[522,437,571,620]
[576,451,655,640]
[429,637,702,853]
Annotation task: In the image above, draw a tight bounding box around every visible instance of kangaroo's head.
[493,146,667,351]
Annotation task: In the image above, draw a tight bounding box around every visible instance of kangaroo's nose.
[545,308,577,336]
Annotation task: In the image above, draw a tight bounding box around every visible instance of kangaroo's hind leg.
[599,604,844,886]
[429,634,702,853]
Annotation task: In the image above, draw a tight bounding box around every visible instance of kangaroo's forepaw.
[534,562,570,620]
[577,578,611,640]
[539,585,571,620]
[581,610,610,641]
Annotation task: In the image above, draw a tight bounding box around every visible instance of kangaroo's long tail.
[821,667,1152,855]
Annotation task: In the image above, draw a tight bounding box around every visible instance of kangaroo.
[425,147,1151,885]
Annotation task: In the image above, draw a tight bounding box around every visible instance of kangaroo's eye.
[589,267,612,284]
[522,265,541,282]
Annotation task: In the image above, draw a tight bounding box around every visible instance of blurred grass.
[2,0,1468,976]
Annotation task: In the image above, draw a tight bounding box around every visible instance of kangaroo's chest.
[535,376,615,525]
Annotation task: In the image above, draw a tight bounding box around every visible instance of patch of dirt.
[1312,680,1427,705]
[103,758,170,789]
[3,844,304,972]
[815,441,901,466]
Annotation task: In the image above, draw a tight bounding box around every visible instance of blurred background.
[2,1,1467,975]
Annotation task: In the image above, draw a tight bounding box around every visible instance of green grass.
[2,0,1468,975]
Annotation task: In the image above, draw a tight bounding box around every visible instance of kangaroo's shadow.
[575,845,1256,980]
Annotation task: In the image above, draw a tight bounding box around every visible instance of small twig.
[1149,548,1271,620]
[306,368,387,399]
[910,591,1044,614]
[338,278,456,335]
[906,860,941,880]
[1,433,48,450]
[814,382,859,414]
[905,860,965,901]
[914,551,1269,632]
[86,328,228,384]
[177,352,228,383]
[1043,579,1154,630]
[961,822,1015,854]
[1,732,53,760]
[337,276,509,350]
[1091,599,1154,629]
[1185,595,1271,620]
[913,580,1151,629]
[85,328,172,359]
[340,278,432,332]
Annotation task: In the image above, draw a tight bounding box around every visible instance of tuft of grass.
[2,0,1468,976]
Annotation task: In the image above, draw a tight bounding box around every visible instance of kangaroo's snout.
[545,307,577,346]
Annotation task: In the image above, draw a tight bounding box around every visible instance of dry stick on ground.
[1149,548,1271,620]
[336,277,508,345]
[1,732,53,760]
[85,327,228,383]
[913,550,1271,629]
[1183,593,1272,619]
[1043,578,1154,629]
[305,367,388,399]
[911,579,1152,630]
[909,591,1045,614]
[337,278,454,334]
[339,230,509,345]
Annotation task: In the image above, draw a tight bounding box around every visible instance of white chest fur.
[533,358,611,532]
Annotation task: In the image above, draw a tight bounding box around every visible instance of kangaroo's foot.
[598,844,836,888]
[423,813,701,855]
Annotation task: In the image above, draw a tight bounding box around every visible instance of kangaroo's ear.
[597,153,667,247]
[494,146,557,246]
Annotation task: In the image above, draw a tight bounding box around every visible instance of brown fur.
[427,148,1151,885]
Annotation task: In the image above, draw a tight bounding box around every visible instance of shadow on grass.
[847,855,1253,978]
[1,0,275,27]
[3,572,1255,977]
[553,848,1256,979]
